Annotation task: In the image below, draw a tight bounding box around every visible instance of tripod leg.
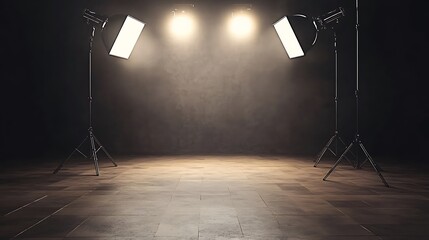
[89,134,100,176]
[338,136,347,146]
[359,143,389,187]
[323,141,354,181]
[327,147,337,157]
[337,136,355,167]
[93,135,117,166]
[358,158,379,171]
[53,136,88,174]
[315,135,336,167]
[358,157,383,172]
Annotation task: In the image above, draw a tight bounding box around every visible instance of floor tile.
[1,156,428,239]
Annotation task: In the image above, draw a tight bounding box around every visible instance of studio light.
[274,8,349,170]
[83,9,145,59]
[107,16,145,59]
[273,7,344,58]
[54,9,145,176]
[273,1,389,187]
[228,5,256,40]
[168,4,197,41]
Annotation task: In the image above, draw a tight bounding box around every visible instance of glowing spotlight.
[169,10,196,40]
[228,10,256,40]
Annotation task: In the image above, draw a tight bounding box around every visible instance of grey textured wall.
[1,0,427,160]
[81,0,341,155]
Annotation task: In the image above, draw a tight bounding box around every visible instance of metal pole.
[355,0,360,166]
[356,0,360,137]
[334,31,338,154]
[89,26,95,129]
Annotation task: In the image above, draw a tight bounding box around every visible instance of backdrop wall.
[1,0,427,163]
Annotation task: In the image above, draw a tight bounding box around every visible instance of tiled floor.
[1,155,429,240]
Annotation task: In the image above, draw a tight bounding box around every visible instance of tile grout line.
[65,217,89,237]
[236,215,244,236]
[335,206,379,238]
[4,195,48,216]
[359,224,380,238]
[12,190,94,239]
[12,201,72,239]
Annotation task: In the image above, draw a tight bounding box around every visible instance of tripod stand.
[323,0,389,187]
[53,26,117,176]
[314,30,353,167]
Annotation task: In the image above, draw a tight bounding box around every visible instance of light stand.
[54,9,144,175]
[273,7,354,167]
[323,0,389,187]
[54,25,117,176]
[314,29,353,167]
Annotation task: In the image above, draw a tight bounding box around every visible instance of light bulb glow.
[169,11,196,40]
[228,12,255,40]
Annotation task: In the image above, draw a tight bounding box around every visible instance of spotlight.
[168,5,196,40]
[273,7,345,58]
[105,15,145,59]
[315,7,346,29]
[83,9,145,59]
[228,5,256,40]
